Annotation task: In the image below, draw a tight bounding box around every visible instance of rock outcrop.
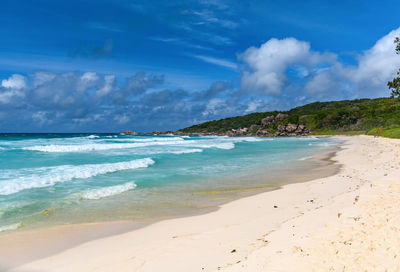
[249,124,261,131]
[151,130,176,135]
[227,128,249,136]
[261,113,289,126]
[275,113,289,122]
[146,112,309,138]
[275,123,309,136]
[261,115,275,126]
[222,112,309,137]
[121,130,138,135]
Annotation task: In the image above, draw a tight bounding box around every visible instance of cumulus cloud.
[95,75,116,97]
[113,72,164,104]
[78,72,100,92]
[30,72,98,109]
[202,98,225,117]
[140,89,188,107]
[301,28,400,101]
[348,28,400,96]
[240,37,336,95]
[1,28,400,132]
[194,80,232,100]
[240,27,400,103]
[32,111,53,126]
[33,72,56,87]
[113,114,130,125]
[1,74,26,89]
[0,74,27,104]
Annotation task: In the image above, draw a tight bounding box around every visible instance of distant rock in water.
[121,130,138,135]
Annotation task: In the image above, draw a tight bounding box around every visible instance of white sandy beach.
[7,135,400,271]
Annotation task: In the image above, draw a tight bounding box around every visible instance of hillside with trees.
[180,37,400,139]
[179,98,400,138]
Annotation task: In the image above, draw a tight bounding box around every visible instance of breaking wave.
[0,158,154,195]
[0,222,22,232]
[81,182,137,200]
[22,142,184,152]
[21,138,240,153]
[169,149,203,154]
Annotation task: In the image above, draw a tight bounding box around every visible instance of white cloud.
[114,114,130,125]
[240,37,336,95]
[1,74,26,89]
[194,55,237,69]
[244,100,263,113]
[239,27,400,101]
[78,72,99,92]
[95,75,116,97]
[303,27,400,99]
[0,74,27,103]
[350,27,400,96]
[33,71,56,87]
[32,111,53,126]
[0,91,21,104]
[1,28,400,132]
[202,98,225,116]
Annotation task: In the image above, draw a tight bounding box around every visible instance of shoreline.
[0,138,339,270]
[0,135,333,232]
[5,135,396,271]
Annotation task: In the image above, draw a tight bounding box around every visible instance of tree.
[388,37,400,98]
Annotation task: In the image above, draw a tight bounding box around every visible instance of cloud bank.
[1,28,399,132]
[240,27,400,103]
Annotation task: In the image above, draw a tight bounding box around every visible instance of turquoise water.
[0,134,336,231]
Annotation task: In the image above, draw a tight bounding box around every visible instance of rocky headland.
[225,113,309,137]
[123,113,310,137]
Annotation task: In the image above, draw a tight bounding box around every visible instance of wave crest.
[81,182,137,200]
[22,141,188,152]
[167,149,203,154]
[0,222,22,232]
[0,158,154,195]
[21,139,237,153]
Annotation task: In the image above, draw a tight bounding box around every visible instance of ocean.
[0,133,338,232]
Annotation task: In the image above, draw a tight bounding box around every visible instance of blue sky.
[0,0,400,132]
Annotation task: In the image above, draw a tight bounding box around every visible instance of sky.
[0,0,400,132]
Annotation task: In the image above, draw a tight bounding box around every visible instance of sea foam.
[298,156,313,161]
[0,158,154,195]
[110,137,184,142]
[0,222,22,232]
[81,182,137,200]
[22,141,189,152]
[21,138,237,153]
[192,142,235,150]
[169,148,203,154]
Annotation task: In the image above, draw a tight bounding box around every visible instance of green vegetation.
[180,97,400,138]
[181,37,400,139]
[388,37,400,98]
[367,126,400,139]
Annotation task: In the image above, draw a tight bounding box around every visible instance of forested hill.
[179,98,400,138]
